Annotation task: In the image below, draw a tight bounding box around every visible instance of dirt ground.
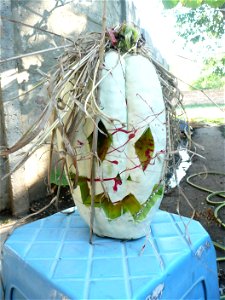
[161,125,225,274]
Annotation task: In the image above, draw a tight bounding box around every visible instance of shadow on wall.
[0,86,10,211]
[0,0,129,215]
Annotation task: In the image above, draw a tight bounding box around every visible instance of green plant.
[191,56,225,89]
[162,0,225,9]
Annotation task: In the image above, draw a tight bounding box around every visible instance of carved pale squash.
[57,50,167,239]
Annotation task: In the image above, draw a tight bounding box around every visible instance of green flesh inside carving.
[56,121,160,221]
[77,177,163,221]
[135,127,154,171]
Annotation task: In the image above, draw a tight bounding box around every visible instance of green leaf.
[180,0,203,8]
[175,3,224,47]
[77,177,90,205]
[162,0,179,9]
[50,168,69,186]
[117,24,140,52]
[204,0,225,8]
[191,55,225,89]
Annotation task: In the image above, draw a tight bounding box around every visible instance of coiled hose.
[186,171,225,299]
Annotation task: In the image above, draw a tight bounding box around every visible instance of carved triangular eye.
[127,175,132,181]
[88,120,112,161]
[134,127,154,171]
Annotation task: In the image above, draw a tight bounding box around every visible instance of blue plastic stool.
[2,209,219,299]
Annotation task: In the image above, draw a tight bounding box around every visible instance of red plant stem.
[106,28,117,46]
[105,159,119,165]
[111,127,134,135]
[87,175,122,192]
[86,149,165,192]
[107,129,137,154]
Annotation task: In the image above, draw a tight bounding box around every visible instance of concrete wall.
[0,87,11,211]
[0,0,137,215]
[0,0,166,215]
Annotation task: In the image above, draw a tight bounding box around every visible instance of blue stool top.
[2,209,219,299]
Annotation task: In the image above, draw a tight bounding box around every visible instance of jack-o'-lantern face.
[57,50,167,238]
[72,119,164,221]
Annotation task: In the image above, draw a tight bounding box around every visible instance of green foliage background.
[162,0,225,90]
[191,56,225,90]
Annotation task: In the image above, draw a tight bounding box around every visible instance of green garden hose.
[186,171,225,298]
[186,171,225,229]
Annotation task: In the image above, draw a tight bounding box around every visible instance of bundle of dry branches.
[0,24,190,222]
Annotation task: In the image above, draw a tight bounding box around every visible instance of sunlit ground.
[177,104,225,125]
